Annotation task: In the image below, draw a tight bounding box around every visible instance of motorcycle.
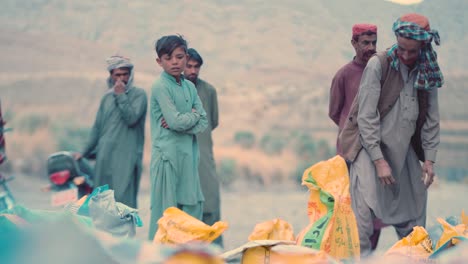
[0,172,15,211]
[44,151,94,207]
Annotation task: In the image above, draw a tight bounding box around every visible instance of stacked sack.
[383,211,468,262]
[221,218,339,263]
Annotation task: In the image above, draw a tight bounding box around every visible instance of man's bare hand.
[73,152,82,160]
[114,80,126,94]
[161,117,169,129]
[192,108,197,113]
[422,160,435,188]
[374,159,395,185]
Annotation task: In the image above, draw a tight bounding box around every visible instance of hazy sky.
[386,0,424,5]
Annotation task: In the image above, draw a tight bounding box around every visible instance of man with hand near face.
[76,55,147,209]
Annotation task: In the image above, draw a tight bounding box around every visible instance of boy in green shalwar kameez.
[148,35,208,240]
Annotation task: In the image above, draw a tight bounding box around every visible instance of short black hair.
[155,35,187,58]
[187,48,204,66]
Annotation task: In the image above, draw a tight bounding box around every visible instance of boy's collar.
[162,71,185,85]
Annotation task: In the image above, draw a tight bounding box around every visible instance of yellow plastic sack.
[296,155,360,260]
[384,226,433,261]
[461,210,468,226]
[165,252,225,264]
[248,218,295,241]
[154,207,228,244]
[435,210,468,250]
[240,241,338,264]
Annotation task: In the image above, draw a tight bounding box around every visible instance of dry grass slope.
[1,0,467,181]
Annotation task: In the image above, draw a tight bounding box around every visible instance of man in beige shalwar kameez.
[339,13,443,256]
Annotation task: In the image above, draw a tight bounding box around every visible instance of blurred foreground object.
[248,218,295,241]
[154,207,228,244]
[221,240,338,264]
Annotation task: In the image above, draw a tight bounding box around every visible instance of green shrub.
[17,146,49,176]
[218,158,237,187]
[292,161,313,186]
[260,133,287,155]
[3,109,14,123]
[234,131,255,149]
[289,133,334,186]
[315,139,333,160]
[54,125,90,152]
[293,133,316,159]
[16,114,49,134]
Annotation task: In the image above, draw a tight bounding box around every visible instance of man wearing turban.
[76,55,148,208]
[339,14,442,255]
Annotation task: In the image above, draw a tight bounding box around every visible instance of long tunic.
[194,78,220,216]
[149,72,208,238]
[329,60,366,154]
[82,87,147,209]
[350,55,440,225]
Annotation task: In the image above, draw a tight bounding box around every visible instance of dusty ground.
[6,173,468,258]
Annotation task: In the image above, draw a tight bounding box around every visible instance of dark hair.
[352,31,377,42]
[155,35,187,58]
[187,48,204,66]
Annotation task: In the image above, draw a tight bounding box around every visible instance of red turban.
[352,23,377,37]
[400,13,430,30]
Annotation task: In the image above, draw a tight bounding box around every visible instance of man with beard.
[76,55,147,209]
[329,23,377,156]
[184,48,223,247]
[329,23,384,251]
[339,13,442,256]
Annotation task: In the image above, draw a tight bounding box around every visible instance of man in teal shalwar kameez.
[184,48,223,247]
[148,35,208,240]
[78,55,147,209]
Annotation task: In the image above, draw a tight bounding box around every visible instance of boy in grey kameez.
[343,13,443,256]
